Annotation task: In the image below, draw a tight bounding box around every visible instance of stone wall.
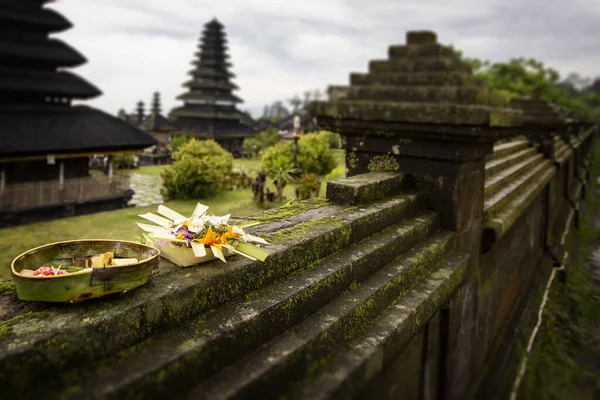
[0,31,597,400]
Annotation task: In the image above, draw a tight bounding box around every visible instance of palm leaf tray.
[137,203,271,268]
[11,240,161,303]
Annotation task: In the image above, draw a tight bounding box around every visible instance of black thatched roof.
[173,118,255,139]
[171,18,253,141]
[0,1,99,101]
[0,66,100,99]
[0,105,157,158]
[0,1,157,157]
[0,1,71,33]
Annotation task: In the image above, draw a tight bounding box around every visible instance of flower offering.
[137,203,270,266]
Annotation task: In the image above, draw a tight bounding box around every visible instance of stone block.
[407,31,437,45]
[326,172,411,205]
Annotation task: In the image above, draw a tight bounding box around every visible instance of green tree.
[297,131,336,176]
[260,132,336,177]
[452,49,600,119]
[267,155,297,201]
[112,153,136,169]
[170,134,191,153]
[161,139,233,200]
[242,129,281,157]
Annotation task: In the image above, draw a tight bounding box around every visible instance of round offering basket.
[11,239,161,303]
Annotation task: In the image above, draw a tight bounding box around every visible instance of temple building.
[170,18,255,156]
[138,92,176,166]
[0,0,157,226]
[139,92,177,145]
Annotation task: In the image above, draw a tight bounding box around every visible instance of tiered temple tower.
[0,0,156,224]
[139,92,177,146]
[170,18,255,155]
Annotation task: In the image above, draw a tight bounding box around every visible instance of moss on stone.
[0,311,50,339]
[0,278,16,296]
[251,197,330,223]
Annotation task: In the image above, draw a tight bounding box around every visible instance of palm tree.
[268,156,297,201]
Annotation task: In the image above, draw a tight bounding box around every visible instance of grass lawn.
[0,151,344,277]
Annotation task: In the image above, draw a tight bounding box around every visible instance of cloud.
[52,0,600,118]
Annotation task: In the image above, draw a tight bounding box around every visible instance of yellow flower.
[219,226,241,245]
[196,226,222,250]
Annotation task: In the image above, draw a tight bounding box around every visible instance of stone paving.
[128,173,163,207]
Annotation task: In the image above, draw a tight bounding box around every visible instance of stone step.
[184,231,458,400]
[485,147,538,179]
[484,164,556,243]
[51,212,442,400]
[387,43,456,59]
[349,72,481,87]
[369,58,471,74]
[326,172,411,205]
[327,85,505,106]
[288,252,469,400]
[0,194,429,399]
[485,153,545,200]
[487,138,531,163]
[484,160,554,220]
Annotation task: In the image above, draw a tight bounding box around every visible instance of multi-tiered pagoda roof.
[139,92,177,133]
[0,0,156,160]
[170,18,254,141]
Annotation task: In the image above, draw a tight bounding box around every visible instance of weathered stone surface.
[483,135,556,245]
[406,31,438,45]
[60,213,446,400]
[289,252,468,400]
[0,192,430,398]
[326,172,410,205]
[369,57,471,74]
[328,85,506,106]
[311,29,523,138]
[485,153,544,199]
[190,232,458,400]
[313,101,521,127]
[388,43,455,59]
[350,72,480,87]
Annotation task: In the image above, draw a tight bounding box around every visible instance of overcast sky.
[52,0,600,118]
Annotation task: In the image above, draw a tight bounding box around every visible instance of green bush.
[325,166,345,181]
[243,129,281,157]
[161,139,233,200]
[297,131,336,176]
[261,132,336,176]
[320,130,341,149]
[170,134,191,153]
[113,153,136,169]
[261,142,292,173]
[296,173,320,200]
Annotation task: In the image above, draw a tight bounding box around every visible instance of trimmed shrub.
[161,139,233,200]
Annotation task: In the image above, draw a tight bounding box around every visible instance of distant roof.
[0,105,157,158]
[139,112,178,132]
[174,18,252,138]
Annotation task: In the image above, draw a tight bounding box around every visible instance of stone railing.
[0,30,597,400]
